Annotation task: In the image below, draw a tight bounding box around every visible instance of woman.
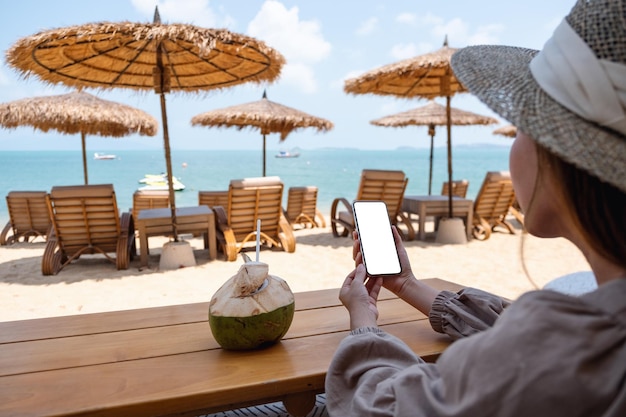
[325,0,626,415]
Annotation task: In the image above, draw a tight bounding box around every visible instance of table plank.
[0,278,460,344]
[0,298,428,377]
[0,320,448,417]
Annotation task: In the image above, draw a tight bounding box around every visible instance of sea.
[0,145,511,226]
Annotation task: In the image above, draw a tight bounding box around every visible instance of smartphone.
[352,200,402,276]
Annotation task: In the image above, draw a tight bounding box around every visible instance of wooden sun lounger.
[0,191,50,245]
[441,179,469,198]
[132,190,170,220]
[213,176,296,261]
[42,184,135,275]
[284,186,326,229]
[472,171,517,240]
[330,169,415,240]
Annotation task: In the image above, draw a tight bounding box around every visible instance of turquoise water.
[0,146,511,225]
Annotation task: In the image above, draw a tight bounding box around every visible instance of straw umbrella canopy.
[345,37,467,217]
[493,124,517,138]
[0,91,157,184]
[191,91,333,176]
[6,7,284,240]
[371,100,498,194]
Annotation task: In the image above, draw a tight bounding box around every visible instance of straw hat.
[450,0,626,193]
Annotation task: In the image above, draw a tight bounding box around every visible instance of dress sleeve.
[429,288,511,340]
[326,288,626,417]
[325,328,442,417]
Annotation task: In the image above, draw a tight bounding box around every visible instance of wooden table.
[0,278,462,417]
[402,195,474,241]
[135,206,217,267]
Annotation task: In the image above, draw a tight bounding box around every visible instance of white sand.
[0,218,591,322]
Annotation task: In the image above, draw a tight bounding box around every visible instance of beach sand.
[0,218,591,322]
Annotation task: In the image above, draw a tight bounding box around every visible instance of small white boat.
[94,152,116,160]
[138,173,185,191]
[275,150,300,158]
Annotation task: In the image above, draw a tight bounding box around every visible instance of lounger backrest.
[133,190,170,219]
[228,176,284,242]
[441,180,469,198]
[357,169,408,220]
[6,191,50,236]
[285,186,318,223]
[198,190,229,210]
[47,184,121,255]
[473,171,516,223]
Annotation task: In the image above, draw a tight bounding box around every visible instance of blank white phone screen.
[353,201,401,275]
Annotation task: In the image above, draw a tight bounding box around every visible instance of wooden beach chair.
[284,186,326,229]
[330,169,414,240]
[472,171,517,240]
[198,190,229,210]
[213,176,296,261]
[441,179,469,198]
[132,190,170,220]
[42,184,135,275]
[0,191,51,245]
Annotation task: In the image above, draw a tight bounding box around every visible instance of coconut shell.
[209,261,295,350]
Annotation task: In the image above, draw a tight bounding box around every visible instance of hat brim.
[451,45,626,193]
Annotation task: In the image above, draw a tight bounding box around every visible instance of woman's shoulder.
[500,279,626,333]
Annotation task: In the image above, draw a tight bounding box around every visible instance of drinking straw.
[256,219,261,262]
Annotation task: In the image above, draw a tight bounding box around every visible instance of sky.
[0,0,574,151]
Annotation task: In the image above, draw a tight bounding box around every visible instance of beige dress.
[325,279,626,417]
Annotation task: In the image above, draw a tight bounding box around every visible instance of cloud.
[428,17,502,47]
[396,12,416,25]
[131,0,235,28]
[414,12,444,27]
[0,69,10,86]
[344,69,366,80]
[467,24,504,45]
[430,17,469,45]
[390,43,418,60]
[247,0,331,94]
[280,63,317,94]
[356,17,378,35]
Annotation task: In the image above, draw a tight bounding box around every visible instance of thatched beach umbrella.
[0,91,157,184]
[371,100,498,194]
[493,124,517,138]
[191,91,333,176]
[6,7,284,241]
[345,37,467,220]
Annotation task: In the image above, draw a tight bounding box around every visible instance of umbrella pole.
[160,92,178,241]
[446,96,453,218]
[263,134,267,177]
[428,125,435,195]
[81,132,88,185]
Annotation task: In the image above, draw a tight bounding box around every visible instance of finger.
[352,263,367,285]
[352,233,361,260]
[354,251,364,267]
[369,276,383,300]
[392,226,410,266]
[341,268,357,287]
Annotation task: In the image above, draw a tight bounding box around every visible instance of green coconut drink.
[209,255,295,350]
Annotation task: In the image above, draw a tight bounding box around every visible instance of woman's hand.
[352,226,440,315]
[352,226,416,296]
[339,263,383,330]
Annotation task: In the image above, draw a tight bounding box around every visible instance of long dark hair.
[535,144,626,267]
